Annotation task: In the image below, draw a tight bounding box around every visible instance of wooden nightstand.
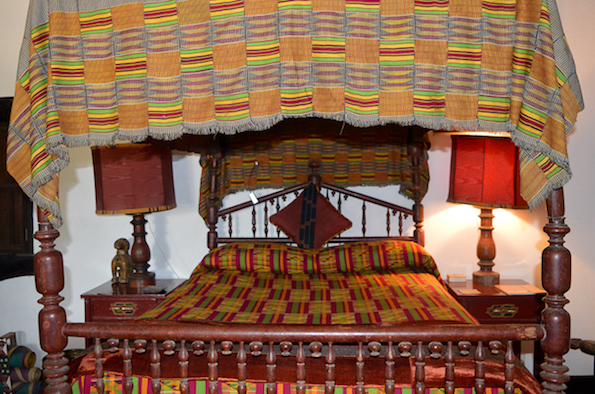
[81,278,185,347]
[446,279,545,374]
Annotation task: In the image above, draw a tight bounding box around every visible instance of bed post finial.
[407,142,424,246]
[308,159,321,188]
[207,156,220,249]
[34,208,71,394]
[540,187,571,393]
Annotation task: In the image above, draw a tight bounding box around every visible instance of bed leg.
[34,208,71,394]
[540,188,571,393]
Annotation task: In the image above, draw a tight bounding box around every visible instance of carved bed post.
[540,188,571,393]
[408,142,425,246]
[207,156,220,249]
[34,208,71,394]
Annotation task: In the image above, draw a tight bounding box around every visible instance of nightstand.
[81,278,185,347]
[446,279,545,374]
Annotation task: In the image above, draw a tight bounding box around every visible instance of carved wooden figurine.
[111,238,133,284]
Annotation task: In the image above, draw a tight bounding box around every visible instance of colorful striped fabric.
[72,372,528,394]
[199,241,440,277]
[6,0,583,227]
[198,125,429,220]
[139,241,476,325]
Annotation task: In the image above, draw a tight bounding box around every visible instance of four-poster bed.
[6,0,583,393]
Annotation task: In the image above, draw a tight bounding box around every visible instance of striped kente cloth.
[139,241,478,325]
[72,373,531,394]
[198,124,430,220]
[6,0,583,227]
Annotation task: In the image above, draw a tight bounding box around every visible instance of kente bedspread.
[139,241,478,325]
[7,0,584,227]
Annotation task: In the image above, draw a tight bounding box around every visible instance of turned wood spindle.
[474,341,486,394]
[325,342,336,394]
[150,340,161,394]
[237,342,247,394]
[94,339,104,394]
[207,341,218,394]
[408,142,425,246]
[266,342,277,394]
[540,188,571,394]
[504,340,515,394]
[361,201,367,237]
[445,342,455,394]
[355,342,365,394]
[122,339,133,394]
[385,342,395,394]
[296,342,306,394]
[414,342,425,394]
[34,209,71,394]
[179,340,189,394]
[207,157,220,249]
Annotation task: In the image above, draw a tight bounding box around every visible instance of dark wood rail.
[64,322,543,344]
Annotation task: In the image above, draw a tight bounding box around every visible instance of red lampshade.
[92,143,176,215]
[447,135,528,209]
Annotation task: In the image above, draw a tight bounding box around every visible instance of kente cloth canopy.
[7,0,583,227]
[198,122,429,220]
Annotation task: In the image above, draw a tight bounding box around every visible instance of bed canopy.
[7,0,583,228]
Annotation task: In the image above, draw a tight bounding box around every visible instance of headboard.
[204,146,425,249]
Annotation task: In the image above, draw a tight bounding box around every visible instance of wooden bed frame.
[30,128,571,394]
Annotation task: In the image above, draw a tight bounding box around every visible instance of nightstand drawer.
[89,298,161,321]
[463,297,543,324]
[82,279,185,323]
[82,279,185,347]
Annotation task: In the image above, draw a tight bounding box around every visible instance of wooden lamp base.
[472,207,499,287]
[128,213,156,289]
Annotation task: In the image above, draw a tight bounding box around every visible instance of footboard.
[63,321,544,394]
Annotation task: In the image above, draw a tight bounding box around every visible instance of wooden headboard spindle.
[307,159,321,189]
[206,156,220,250]
[408,142,424,247]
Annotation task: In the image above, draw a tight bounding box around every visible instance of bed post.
[207,156,220,249]
[408,142,424,246]
[34,208,71,394]
[540,187,571,393]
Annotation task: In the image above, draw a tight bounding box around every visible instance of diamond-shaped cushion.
[270,183,352,249]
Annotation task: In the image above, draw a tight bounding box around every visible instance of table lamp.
[447,135,528,286]
[92,143,176,289]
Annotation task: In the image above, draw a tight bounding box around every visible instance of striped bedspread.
[139,241,477,325]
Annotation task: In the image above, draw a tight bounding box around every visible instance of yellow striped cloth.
[6,0,583,227]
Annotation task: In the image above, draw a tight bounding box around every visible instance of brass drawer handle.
[109,302,138,316]
[486,304,519,318]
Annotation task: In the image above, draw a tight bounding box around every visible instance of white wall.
[1,0,594,376]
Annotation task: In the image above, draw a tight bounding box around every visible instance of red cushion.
[269,183,352,249]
